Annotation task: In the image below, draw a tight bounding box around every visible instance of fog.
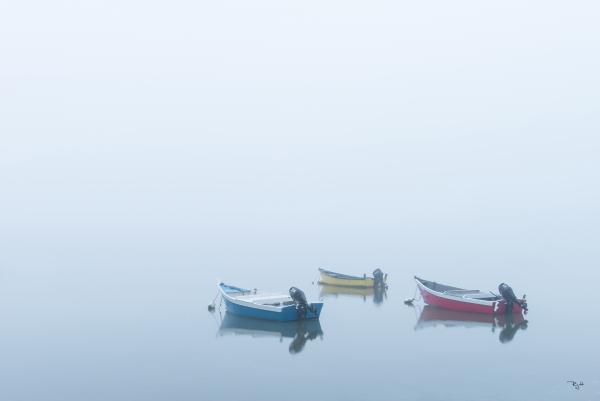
[1,1,599,400]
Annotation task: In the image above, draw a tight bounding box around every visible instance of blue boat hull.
[223,297,323,322]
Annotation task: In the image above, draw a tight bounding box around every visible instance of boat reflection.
[415,306,529,344]
[218,313,324,354]
[318,284,387,305]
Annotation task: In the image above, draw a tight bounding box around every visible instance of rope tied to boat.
[208,290,221,312]
[404,285,419,306]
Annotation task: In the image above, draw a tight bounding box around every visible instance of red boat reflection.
[415,305,529,343]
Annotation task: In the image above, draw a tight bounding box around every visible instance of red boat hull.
[416,278,525,315]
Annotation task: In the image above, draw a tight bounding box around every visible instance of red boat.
[415,276,527,315]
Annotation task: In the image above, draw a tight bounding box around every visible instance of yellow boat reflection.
[319,284,387,304]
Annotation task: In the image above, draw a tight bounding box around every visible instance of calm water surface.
[1,224,599,401]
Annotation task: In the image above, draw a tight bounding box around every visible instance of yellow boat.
[318,268,387,288]
[319,285,374,298]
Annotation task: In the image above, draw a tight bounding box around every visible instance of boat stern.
[306,302,324,319]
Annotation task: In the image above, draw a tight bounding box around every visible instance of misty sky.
[1,0,599,262]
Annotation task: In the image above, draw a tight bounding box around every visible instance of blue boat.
[218,283,323,321]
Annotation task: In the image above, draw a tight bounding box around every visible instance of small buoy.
[404,298,414,305]
[208,304,216,312]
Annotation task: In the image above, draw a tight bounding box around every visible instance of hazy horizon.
[1,1,599,400]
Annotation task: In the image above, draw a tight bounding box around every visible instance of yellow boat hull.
[319,285,375,297]
[318,272,376,288]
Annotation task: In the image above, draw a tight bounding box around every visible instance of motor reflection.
[218,313,324,354]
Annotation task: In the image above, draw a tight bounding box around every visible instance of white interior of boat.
[416,278,501,301]
[233,292,295,306]
[443,289,500,301]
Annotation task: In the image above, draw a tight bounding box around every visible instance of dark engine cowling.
[498,283,518,303]
[373,268,387,288]
[498,283,527,313]
[289,287,310,319]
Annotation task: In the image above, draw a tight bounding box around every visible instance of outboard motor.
[498,283,527,313]
[289,287,311,319]
[373,268,387,288]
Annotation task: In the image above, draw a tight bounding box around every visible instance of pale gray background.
[1,1,599,400]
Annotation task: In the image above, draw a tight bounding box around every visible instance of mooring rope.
[404,285,419,305]
[208,290,221,312]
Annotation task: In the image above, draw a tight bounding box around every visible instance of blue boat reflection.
[415,306,529,343]
[318,284,387,305]
[218,313,324,354]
